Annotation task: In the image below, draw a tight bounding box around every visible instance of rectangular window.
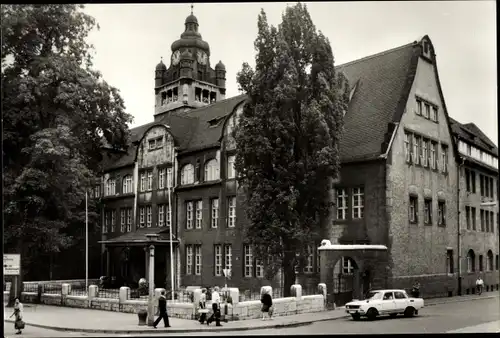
[416,99,422,115]
[158,168,165,189]
[479,255,484,272]
[255,259,264,278]
[480,209,485,232]
[228,196,236,228]
[490,211,495,233]
[467,143,472,156]
[244,245,253,277]
[94,185,101,198]
[195,200,203,229]
[447,249,454,274]
[103,211,109,233]
[413,135,421,165]
[111,210,116,232]
[227,155,236,179]
[167,167,173,188]
[409,196,418,223]
[480,175,484,196]
[120,209,126,232]
[352,187,364,219]
[432,106,438,122]
[465,168,471,192]
[485,175,490,198]
[438,201,446,226]
[105,179,116,196]
[186,245,193,275]
[194,245,202,275]
[211,198,219,228]
[424,103,430,119]
[490,177,494,198]
[126,209,132,232]
[465,206,471,230]
[485,210,490,232]
[166,204,171,228]
[146,206,152,227]
[140,172,147,192]
[424,199,432,224]
[147,170,153,191]
[422,139,428,167]
[404,132,411,163]
[343,257,354,274]
[214,245,222,276]
[303,245,314,274]
[430,142,438,169]
[471,207,477,230]
[139,207,145,228]
[186,201,193,229]
[471,171,476,193]
[123,176,133,194]
[336,188,348,220]
[148,139,156,150]
[224,244,232,271]
[158,204,165,227]
[441,145,448,173]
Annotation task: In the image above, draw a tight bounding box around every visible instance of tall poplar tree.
[235,3,349,295]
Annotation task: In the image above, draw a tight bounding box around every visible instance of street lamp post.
[145,234,159,327]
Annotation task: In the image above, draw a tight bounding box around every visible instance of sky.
[84,1,497,145]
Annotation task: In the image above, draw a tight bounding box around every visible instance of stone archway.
[318,240,388,307]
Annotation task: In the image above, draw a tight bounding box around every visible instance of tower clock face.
[172,50,181,65]
[197,50,207,65]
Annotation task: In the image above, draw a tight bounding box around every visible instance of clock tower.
[154,7,226,120]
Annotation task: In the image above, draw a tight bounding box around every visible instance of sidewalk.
[3,291,499,334]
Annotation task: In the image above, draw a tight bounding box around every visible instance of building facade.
[95,12,498,300]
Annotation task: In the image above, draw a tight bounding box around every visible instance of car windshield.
[366,291,383,300]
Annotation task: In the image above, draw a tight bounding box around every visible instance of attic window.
[148,136,164,151]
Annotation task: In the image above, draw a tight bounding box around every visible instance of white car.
[345,289,424,321]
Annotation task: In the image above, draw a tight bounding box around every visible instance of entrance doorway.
[333,257,358,306]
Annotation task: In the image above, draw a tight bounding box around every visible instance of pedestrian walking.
[207,286,222,326]
[9,298,25,334]
[153,291,170,329]
[411,281,420,298]
[475,276,484,295]
[261,289,273,320]
[198,288,209,324]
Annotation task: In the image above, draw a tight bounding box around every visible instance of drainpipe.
[457,156,465,296]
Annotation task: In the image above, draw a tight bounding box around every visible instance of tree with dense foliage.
[234,3,349,296]
[1,4,132,286]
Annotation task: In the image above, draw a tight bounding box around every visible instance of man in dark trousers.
[153,291,171,328]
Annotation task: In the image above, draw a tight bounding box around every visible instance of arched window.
[204,159,220,181]
[487,250,493,271]
[180,164,194,185]
[466,249,475,273]
[122,175,133,194]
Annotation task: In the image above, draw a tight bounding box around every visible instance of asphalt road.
[3,297,499,337]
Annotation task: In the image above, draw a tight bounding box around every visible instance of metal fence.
[98,288,120,299]
[43,283,62,294]
[239,287,285,302]
[23,283,38,293]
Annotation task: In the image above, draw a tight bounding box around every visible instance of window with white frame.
[186,201,194,229]
[430,141,438,169]
[140,172,147,192]
[416,98,422,115]
[244,245,253,277]
[181,164,194,185]
[228,196,236,227]
[166,167,173,188]
[146,206,152,227]
[186,245,193,275]
[211,198,219,228]
[225,244,232,271]
[424,103,430,119]
[214,245,222,276]
[441,144,448,173]
[105,179,116,196]
[422,139,428,167]
[166,204,171,228]
[404,131,412,163]
[204,159,220,181]
[255,259,264,278]
[103,211,110,233]
[195,200,203,229]
[120,209,126,232]
[303,245,313,273]
[139,207,145,228]
[432,106,438,122]
[122,175,133,194]
[126,209,132,232]
[158,204,165,227]
[147,170,153,190]
[227,155,236,179]
[111,210,116,232]
[409,196,418,223]
[336,188,347,220]
[352,187,364,219]
[342,257,354,274]
[94,185,101,198]
[158,168,165,189]
[412,135,420,165]
[195,245,202,275]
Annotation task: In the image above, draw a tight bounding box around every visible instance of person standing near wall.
[207,286,222,326]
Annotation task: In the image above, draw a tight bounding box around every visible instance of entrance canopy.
[99,227,179,247]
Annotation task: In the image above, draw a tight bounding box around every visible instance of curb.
[4,294,498,334]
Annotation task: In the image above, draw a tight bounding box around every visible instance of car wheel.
[351,314,361,321]
[389,313,398,318]
[404,307,415,318]
[367,308,378,321]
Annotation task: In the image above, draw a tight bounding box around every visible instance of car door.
[381,292,397,313]
[394,291,409,311]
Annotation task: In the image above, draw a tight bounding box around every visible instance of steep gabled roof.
[336,42,419,162]
[449,117,498,156]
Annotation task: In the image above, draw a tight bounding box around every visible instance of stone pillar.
[119,286,130,303]
[193,288,202,306]
[318,283,327,304]
[228,288,239,305]
[291,284,302,300]
[88,285,98,299]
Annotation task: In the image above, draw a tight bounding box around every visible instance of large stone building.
[95,12,498,302]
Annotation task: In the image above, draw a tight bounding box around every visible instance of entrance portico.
[318,240,388,306]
